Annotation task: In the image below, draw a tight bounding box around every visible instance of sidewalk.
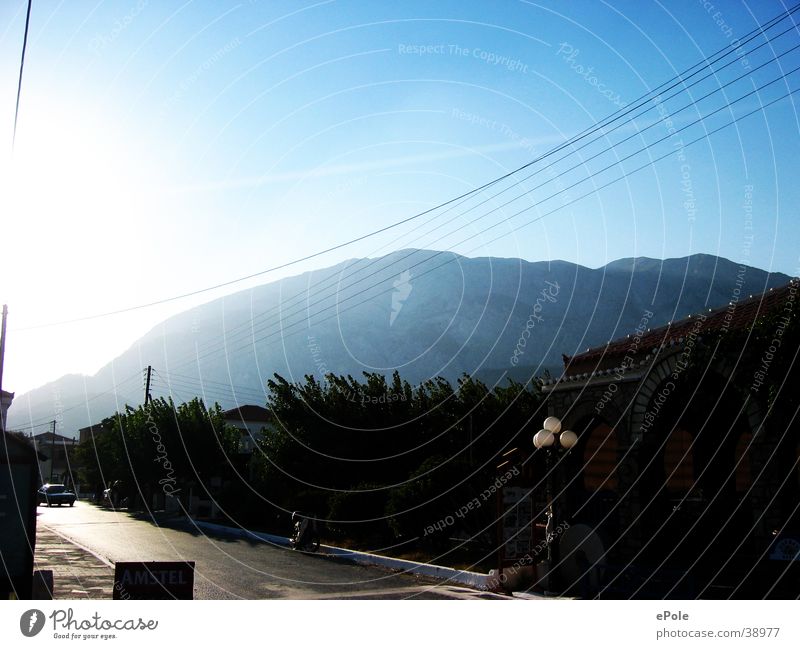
[33,525,114,600]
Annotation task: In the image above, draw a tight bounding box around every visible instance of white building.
[222,404,273,453]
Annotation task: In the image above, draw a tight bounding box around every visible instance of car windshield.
[46,485,66,493]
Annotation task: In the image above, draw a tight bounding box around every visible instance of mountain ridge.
[7,250,790,436]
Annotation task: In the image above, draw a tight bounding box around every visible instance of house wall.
[542,344,798,596]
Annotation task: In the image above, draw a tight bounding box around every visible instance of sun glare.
[1,94,156,324]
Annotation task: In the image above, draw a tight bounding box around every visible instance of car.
[37,484,77,507]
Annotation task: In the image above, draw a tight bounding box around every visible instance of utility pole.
[144,365,152,405]
[49,419,56,483]
[0,304,7,434]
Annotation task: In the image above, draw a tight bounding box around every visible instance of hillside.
[7,250,789,435]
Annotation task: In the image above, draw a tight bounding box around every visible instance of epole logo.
[20,609,46,637]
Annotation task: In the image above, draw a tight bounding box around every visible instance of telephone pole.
[49,419,56,483]
[144,365,153,405]
[0,305,8,434]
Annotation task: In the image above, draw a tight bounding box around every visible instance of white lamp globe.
[534,429,555,448]
[559,430,578,449]
[543,416,562,434]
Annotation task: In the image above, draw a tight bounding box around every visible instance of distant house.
[223,404,273,454]
[30,431,78,486]
[78,422,111,445]
[0,389,13,430]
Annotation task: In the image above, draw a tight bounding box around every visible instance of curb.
[187,518,488,591]
[41,524,115,569]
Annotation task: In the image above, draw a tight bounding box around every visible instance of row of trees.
[73,372,544,553]
[73,398,240,508]
[247,372,544,548]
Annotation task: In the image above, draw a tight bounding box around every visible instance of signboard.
[113,561,195,600]
[501,487,534,562]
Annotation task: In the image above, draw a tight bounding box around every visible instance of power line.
[16,2,800,331]
[157,19,800,373]
[151,371,266,411]
[12,0,32,152]
[106,9,800,373]
[167,58,800,373]
[172,82,800,372]
[155,369,266,394]
[152,369,266,402]
[162,35,800,373]
[12,10,799,430]
[20,64,792,421]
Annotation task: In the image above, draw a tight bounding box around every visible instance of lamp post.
[533,416,577,590]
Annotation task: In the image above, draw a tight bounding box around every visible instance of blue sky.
[1,0,799,392]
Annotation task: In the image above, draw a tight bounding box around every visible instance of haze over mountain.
[7,250,790,436]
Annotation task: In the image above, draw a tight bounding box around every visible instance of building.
[223,404,273,454]
[78,422,111,445]
[30,431,78,486]
[540,280,800,597]
[0,389,13,430]
[0,430,42,599]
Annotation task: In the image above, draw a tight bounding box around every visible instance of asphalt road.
[36,501,493,600]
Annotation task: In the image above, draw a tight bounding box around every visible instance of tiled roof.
[32,432,77,443]
[222,404,272,423]
[559,280,797,379]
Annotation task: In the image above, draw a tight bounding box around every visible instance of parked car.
[37,484,76,507]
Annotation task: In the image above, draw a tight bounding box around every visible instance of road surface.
[36,501,494,599]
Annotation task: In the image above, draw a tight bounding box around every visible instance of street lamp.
[533,416,578,451]
[533,416,577,591]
